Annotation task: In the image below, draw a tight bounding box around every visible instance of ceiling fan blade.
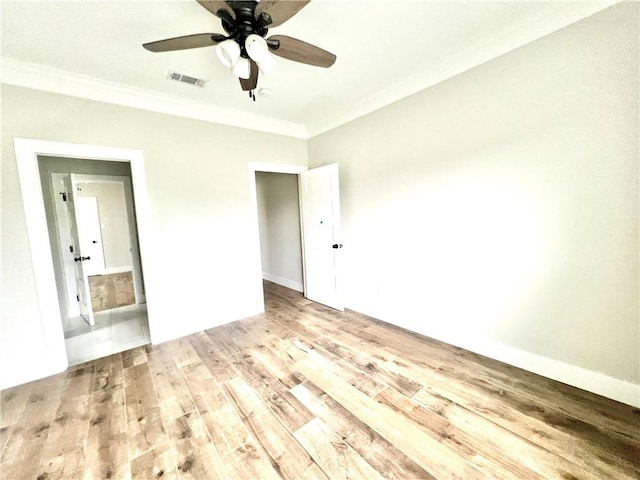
[267,35,336,68]
[143,33,226,52]
[196,0,235,20]
[239,60,259,91]
[255,0,310,28]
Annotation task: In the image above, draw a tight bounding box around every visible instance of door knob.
[81,256,91,261]
[332,243,343,249]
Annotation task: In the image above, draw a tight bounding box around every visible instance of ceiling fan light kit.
[256,52,276,75]
[232,56,251,79]
[143,0,336,98]
[245,34,269,61]
[215,39,241,67]
[217,34,275,79]
[245,33,277,74]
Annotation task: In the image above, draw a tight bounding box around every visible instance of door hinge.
[59,192,68,202]
[76,294,79,302]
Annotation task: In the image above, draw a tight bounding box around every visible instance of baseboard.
[450,335,640,408]
[262,272,303,293]
[149,300,264,345]
[0,355,67,391]
[350,303,639,408]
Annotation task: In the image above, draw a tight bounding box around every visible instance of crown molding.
[306,0,621,138]
[0,57,308,139]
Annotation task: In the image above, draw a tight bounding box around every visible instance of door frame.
[14,138,153,374]
[248,162,307,308]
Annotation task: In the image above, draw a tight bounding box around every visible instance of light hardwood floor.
[1,281,638,479]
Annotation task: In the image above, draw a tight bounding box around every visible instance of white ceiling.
[1,0,618,137]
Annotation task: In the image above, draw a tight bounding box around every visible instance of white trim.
[2,2,618,140]
[1,58,308,139]
[455,336,640,408]
[298,175,308,299]
[0,363,66,393]
[248,162,308,175]
[356,302,640,407]
[72,174,129,185]
[306,1,622,137]
[11,138,155,389]
[100,266,134,275]
[14,141,69,382]
[262,272,304,293]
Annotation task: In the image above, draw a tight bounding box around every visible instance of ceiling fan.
[143,0,336,98]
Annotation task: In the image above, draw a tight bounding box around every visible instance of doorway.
[249,162,307,310]
[249,161,344,312]
[38,156,150,365]
[255,171,304,294]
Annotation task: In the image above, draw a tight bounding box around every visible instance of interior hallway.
[1,281,638,479]
[63,303,150,365]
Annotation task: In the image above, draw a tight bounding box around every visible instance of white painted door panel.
[51,173,80,318]
[300,163,343,310]
[75,196,106,276]
[65,174,95,326]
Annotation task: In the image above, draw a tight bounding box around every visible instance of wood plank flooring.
[1,281,638,479]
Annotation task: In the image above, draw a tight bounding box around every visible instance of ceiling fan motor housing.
[221,1,271,58]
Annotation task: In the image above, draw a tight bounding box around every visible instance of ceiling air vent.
[167,71,206,87]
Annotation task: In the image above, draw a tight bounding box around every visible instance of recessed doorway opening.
[38,156,150,365]
[249,161,344,313]
[255,171,304,296]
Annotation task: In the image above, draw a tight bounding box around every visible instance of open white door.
[300,163,343,310]
[75,196,106,276]
[64,174,96,326]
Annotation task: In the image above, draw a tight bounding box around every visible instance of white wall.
[77,181,131,270]
[255,172,303,291]
[1,85,307,388]
[308,3,639,404]
[1,4,637,406]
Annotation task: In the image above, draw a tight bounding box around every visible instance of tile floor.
[63,303,150,365]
